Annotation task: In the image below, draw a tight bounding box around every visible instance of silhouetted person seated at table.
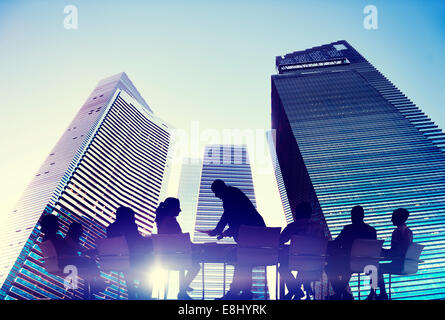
[66,222,97,257]
[279,202,326,300]
[325,205,377,300]
[367,208,413,300]
[155,197,200,300]
[107,206,153,300]
[156,198,183,235]
[66,222,83,253]
[41,214,76,260]
[39,215,105,297]
[204,179,266,300]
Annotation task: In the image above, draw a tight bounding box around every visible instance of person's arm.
[208,212,228,237]
[106,225,112,238]
[382,229,399,258]
[106,224,116,238]
[219,227,236,239]
[158,217,182,234]
[169,218,182,234]
[279,225,291,246]
[317,224,327,240]
[335,227,346,245]
[175,219,183,234]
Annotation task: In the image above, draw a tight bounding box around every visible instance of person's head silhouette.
[115,206,136,224]
[293,202,312,220]
[67,222,83,242]
[211,179,227,199]
[40,214,59,235]
[156,197,181,222]
[350,205,365,224]
[164,197,181,216]
[391,208,409,226]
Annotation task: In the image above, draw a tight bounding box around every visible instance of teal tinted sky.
[0,0,444,229]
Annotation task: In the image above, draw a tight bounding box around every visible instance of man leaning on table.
[204,179,266,300]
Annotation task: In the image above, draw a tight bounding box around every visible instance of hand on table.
[217,230,232,240]
[197,229,217,236]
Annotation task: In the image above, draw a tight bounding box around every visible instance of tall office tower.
[190,145,267,300]
[266,131,293,224]
[271,40,445,299]
[176,158,202,237]
[0,73,173,300]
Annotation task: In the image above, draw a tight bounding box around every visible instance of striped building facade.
[176,158,203,237]
[266,130,293,224]
[271,41,445,299]
[189,144,268,300]
[0,73,173,299]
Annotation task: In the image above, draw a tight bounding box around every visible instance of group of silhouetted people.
[327,206,412,300]
[40,215,107,297]
[279,203,413,300]
[38,179,414,300]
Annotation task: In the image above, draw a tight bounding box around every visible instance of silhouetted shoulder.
[284,221,298,230]
[157,216,182,234]
[226,186,243,196]
[106,222,119,238]
[364,223,377,238]
[341,224,354,232]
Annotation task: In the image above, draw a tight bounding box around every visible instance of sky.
[0,0,444,233]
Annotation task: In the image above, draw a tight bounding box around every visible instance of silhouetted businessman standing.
[206,179,266,300]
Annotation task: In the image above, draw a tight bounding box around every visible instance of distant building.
[267,130,293,224]
[176,158,202,238]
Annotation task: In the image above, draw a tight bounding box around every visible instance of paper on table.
[196,229,214,235]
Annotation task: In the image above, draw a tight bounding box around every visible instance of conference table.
[190,242,285,300]
[189,241,344,300]
[191,243,237,300]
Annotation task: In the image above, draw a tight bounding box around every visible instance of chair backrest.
[350,239,384,273]
[38,240,60,273]
[236,226,281,267]
[289,235,328,256]
[288,236,328,277]
[402,243,424,274]
[237,225,281,248]
[96,236,131,271]
[151,233,192,269]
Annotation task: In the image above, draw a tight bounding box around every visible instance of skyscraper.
[0,73,173,300]
[176,158,202,238]
[271,40,445,299]
[266,131,293,224]
[190,144,268,300]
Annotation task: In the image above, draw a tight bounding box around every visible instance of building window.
[333,44,347,51]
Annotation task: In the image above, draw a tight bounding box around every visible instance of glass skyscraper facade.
[271,40,445,299]
[175,158,203,238]
[0,73,173,300]
[267,130,293,224]
[189,144,268,300]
